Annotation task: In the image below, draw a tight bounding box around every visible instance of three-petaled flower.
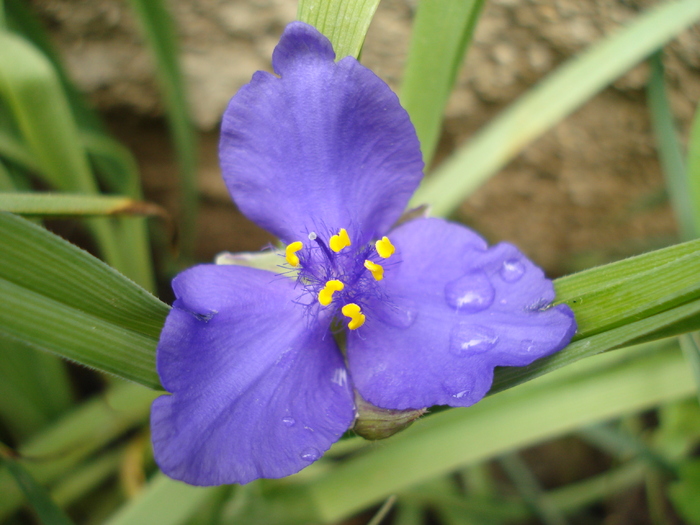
[151,22,576,486]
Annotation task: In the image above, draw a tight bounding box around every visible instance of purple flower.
[151,22,576,486]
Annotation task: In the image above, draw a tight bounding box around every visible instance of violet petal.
[220,22,423,244]
[152,265,355,485]
[347,218,576,410]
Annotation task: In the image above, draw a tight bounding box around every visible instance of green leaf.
[647,51,694,240]
[689,101,700,235]
[298,342,695,522]
[679,334,700,405]
[0,212,167,387]
[555,241,700,340]
[411,0,700,215]
[297,0,380,59]
[0,445,76,525]
[669,459,700,524]
[127,0,198,256]
[0,30,149,285]
[0,334,72,440]
[0,382,157,521]
[0,192,167,217]
[104,473,220,525]
[400,0,485,167]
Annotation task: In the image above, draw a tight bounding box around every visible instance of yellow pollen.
[375,236,395,258]
[318,280,344,306]
[285,241,303,267]
[329,228,351,252]
[364,260,384,281]
[342,303,366,330]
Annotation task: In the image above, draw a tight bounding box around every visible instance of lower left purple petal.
[151,265,355,486]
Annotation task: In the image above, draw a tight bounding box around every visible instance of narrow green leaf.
[104,473,219,525]
[0,31,95,192]
[127,0,197,256]
[0,213,166,387]
[0,382,157,521]
[679,333,700,404]
[647,52,695,240]
[411,0,700,215]
[0,276,160,387]
[0,192,167,217]
[0,30,141,282]
[0,123,40,174]
[669,459,700,524]
[297,0,380,59]
[0,334,72,440]
[400,0,485,167]
[301,343,694,522]
[688,101,700,235]
[51,448,124,509]
[0,446,76,525]
[557,248,700,340]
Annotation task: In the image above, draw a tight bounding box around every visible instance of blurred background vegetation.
[1,0,700,523]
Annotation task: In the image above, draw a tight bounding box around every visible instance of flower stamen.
[375,236,395,259]
[318,280,344,306]
[364,260,384,281]
[329,228,351,253]
[342,303,366,330]
[285,241,303,266]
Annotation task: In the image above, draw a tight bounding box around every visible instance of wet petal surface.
[152,265,355,485]
[347,218,576,410]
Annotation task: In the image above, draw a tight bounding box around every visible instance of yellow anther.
[364,260,384,281]
[285,241,303,267]
[342,303,366,330]
[329,228,352,253]
[375,236,395,258]
[318,280,344,306]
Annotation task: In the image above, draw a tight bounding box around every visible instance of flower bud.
[352,391,426,440]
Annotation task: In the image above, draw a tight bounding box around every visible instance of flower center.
[284,228,395,330]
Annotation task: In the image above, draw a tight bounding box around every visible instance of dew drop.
[300,447,321,462]
[445,271,494,313]
[450,323,498,356]
[282,417,295,427]
[500,258,525,283]
[452,390,469,399]
[520,339,536,353]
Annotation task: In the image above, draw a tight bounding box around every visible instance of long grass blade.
[0,444,76,525]
[127,0,197,257]
[647,51,695,240]
[0,193,167,218]
[400,0,485,167]
[297,0,381,59]
[411,0,700,215]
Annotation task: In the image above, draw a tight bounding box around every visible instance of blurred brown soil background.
[28,0,700,276]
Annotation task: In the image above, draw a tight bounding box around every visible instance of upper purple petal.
[220,21,424,244]
[152,265,355,486]
[346,218,576,410]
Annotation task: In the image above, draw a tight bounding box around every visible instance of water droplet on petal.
[282,417,295,427]
[450,323,499,356]
[300,448,321,462]
[520,339,536,353]
[445,271,494,313]
[452,390,469,399]
[500,258,525,282]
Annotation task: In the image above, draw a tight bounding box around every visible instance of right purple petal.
[152,265,355,486]
[347,218,576,411]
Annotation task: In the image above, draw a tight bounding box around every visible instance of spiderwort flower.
[151,22,576,486]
